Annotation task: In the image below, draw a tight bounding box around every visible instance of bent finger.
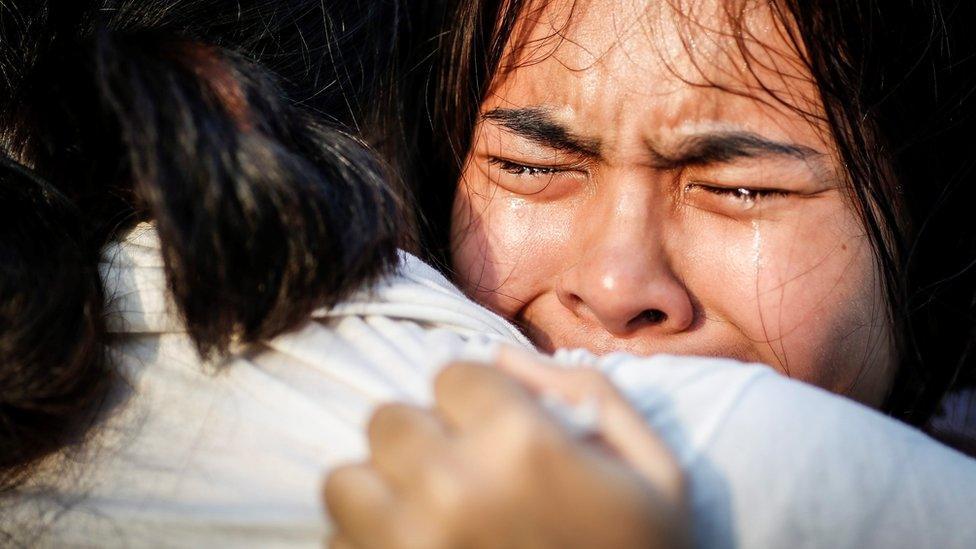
[497,346,683,497]
[495,345,616,402]
[323,463,397,548]
[327,533,358,549]
[433,360,543,433]
[367,403,450,488]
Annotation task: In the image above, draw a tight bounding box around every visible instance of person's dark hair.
[0,0,405,492]
[393,0,976,427]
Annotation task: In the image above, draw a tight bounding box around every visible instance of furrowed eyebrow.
[482,107,601,158]
[650,132,824,168]
[481,108,821,169]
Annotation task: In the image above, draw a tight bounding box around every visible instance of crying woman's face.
[450,0,895,405]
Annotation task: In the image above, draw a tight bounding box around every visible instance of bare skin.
[327,0,900,546]
[325,349,689,549]
[451,0,895,405]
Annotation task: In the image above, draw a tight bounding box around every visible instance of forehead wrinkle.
[487,1,832,167]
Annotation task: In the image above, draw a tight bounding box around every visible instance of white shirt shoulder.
[12,224,529,548]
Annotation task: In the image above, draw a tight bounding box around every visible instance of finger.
[327,533,358,549]
[433,360,543,432]
[367,403,450,488]
[597,386,684,499]
[497,346,682,497]
[495,345,593,400]
[323,463,397,548]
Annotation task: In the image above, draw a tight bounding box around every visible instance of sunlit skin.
[451,0,896,406]
[326,2,902,543]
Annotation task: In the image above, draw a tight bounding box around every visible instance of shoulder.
[576,351,976,548]
[319,251,532,347]
[42,228,529,545]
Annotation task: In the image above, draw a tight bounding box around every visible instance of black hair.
[394,0,976,426]
[0,0,405,492]
[775,0,976,426]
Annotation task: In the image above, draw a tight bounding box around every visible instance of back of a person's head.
[0,0,404,497]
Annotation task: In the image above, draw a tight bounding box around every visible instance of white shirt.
[8,224,976,548]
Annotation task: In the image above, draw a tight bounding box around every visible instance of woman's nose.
[558,262,694,336]
[557,232,695,337]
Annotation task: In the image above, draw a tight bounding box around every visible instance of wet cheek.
[450,185,574,318]
[681,205,885,391]
[745,218,882,389]
[680,223,764,329]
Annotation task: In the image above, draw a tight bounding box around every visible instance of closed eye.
[487,157,568,177]
[688,183,791,203]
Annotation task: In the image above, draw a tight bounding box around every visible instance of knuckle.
[489,407,556,462]
[434,361,482,398]
[322,463,360,505]
[489,401,534,435]
[390,512,454,549]
[367,403,410,442]
[419,460,470,513]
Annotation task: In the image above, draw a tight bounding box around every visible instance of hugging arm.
[326,345,976,548]
[324,348,689,549]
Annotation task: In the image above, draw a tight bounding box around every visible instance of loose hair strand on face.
[409,0,976,425]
